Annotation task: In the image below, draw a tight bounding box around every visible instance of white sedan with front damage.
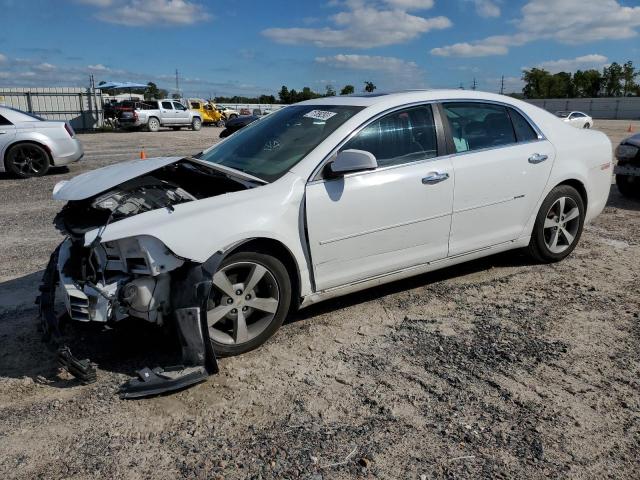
[42,90,612,396]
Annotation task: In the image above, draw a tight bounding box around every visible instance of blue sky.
[1,0,639,97]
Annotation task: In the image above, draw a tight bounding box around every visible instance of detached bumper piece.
[57,346,97,384]
[119,365,208,399]
[39,245,221,399]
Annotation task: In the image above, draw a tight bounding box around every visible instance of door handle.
[422,172,449,185]
[528,153,548,164]
[0,131,6,134]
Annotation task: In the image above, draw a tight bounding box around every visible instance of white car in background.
[555,111,594,129]
[44,90,612,395]
[0,106,83,178]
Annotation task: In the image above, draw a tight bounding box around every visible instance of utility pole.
[175,69,180,97]
[500,75,505,95]
[472,77,477,90]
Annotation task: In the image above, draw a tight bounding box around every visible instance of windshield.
[198,104,364,182]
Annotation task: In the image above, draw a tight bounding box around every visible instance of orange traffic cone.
[140,149,146,159]
[628,123,634,133]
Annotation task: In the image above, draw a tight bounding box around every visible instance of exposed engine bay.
[39,159,257,397]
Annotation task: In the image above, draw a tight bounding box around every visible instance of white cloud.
[0,53,7,63]
[535,54,609,73]
[316,54,419,72]
[32,62,57,72]
[91,0,211,26]
[431,42,507,57]
[87,63,110,71]
[432,0,640,57]
[469,0,500,18]
[263,1,451,48]
[315,54,426,89]
[75,0,113,6]
[384,0,434,10]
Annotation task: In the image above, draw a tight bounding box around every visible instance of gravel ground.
[0,121,639,479]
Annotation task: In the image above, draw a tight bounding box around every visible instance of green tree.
[522,68,551,98]
[364,81,376,93]
[278,85,290,104]
[144,82,167,100]
[622,61,638,96]
[325,84,336,97]
[340,84,355,95]
[549,72,574,98]
[603,62,624,97]
[573,69,602,97]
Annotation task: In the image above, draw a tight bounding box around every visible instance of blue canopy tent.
[98,81,149,100]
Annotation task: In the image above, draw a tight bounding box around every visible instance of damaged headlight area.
[56,235,184,325]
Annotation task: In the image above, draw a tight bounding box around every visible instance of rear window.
[161,101,172,109]
[508,108,539,142]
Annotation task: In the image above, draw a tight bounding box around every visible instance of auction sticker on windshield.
[303,110,338,121]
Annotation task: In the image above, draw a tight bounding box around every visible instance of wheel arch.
[3,140,54,169]
[223,237,302,311]
[555,178,588,209]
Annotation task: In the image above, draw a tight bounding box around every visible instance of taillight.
[64,123,75,137]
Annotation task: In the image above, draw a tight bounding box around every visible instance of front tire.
[206,251,292,357]
[616,174,639,198]
[527,185,585,263]
[583,123,591,129]
[191,118,202,131]
[5,143,50,178]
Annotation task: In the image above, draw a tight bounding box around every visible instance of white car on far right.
[555,111,593,129]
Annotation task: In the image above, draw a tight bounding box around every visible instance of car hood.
[53,157,183,201]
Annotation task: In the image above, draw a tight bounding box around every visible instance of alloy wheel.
[11,145,48,176]
[207,261,280,345]
[543,196,580,254]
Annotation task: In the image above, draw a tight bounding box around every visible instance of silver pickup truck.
[119,99,202,132]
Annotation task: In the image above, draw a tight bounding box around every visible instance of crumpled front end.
[56,235,183,325]
[38,158,255,396]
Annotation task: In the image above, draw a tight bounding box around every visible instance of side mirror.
[325,149,378,178]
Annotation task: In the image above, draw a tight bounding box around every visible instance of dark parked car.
[219,115,259,138]
[614,132,640,198]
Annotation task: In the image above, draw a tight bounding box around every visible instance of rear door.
[306,104,454,291]
[0,112,17,160]
[442,102,555,256]
[160,100,175,124]
[173,102,190,124]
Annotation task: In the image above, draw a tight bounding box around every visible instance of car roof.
[294,89,526,108]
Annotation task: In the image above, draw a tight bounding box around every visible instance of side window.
[0,114,12,126]
[161,101,173,109]
[508,108,539,142]
[173,102,186,110]
[190,102,200,109]
[443,102,516,153]
[341,105,438,168]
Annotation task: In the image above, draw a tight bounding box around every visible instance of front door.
[442,102,555,256]
[306,104,454,291]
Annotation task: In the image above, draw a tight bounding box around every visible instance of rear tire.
[5,143,50,178]
[616,174,639,198]
[207,251,291,357]
[228,114,238,120]
[583,123,591,129]
[527,185,585,263]
[147,117,160,132]
[191,117,202,131]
